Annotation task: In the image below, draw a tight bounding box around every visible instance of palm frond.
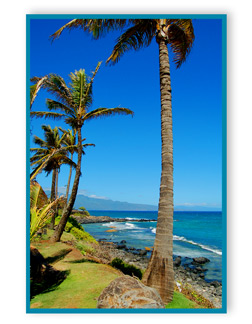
[106,20,156,64]
[84,107,134,122]
[167,19,195,68]
[30,111,65,120]
[46,99,75,116]
[50,19,129,41]
[30,76,47,109]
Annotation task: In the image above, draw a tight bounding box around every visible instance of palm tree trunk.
[142,38,174,304]
[65,153,73,205]
[50,126,83,242]
[49,168,57,229]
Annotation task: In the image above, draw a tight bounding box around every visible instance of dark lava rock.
[98,238,107,242]
[174,256,182,267]
[120,240,127,244]
[210,280,221,288]
[192,257,210,264]
[195,266,207,272]
[139,249,147,256]
[116,244,126,249]
[199,273,205,278]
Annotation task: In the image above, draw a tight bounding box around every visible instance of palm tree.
[60,128,95,206]
[51,19,194,303]
[30,125,77,228]
[30,64,133,242]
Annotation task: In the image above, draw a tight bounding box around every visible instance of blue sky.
[29,17,223,210]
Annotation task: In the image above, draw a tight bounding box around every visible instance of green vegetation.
[31,66,133,242]
[110,257,143,280]
[30,240,120,309]
[70,227,98,244]
[30,183,63,239]
[165,291,200,309]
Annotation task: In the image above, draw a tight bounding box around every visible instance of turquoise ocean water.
[82,211,222,282]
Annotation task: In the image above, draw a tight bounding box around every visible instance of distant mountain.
[45,191,158,211]
[45,190,221,212]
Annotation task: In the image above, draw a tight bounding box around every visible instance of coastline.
[73,215,156,224]
[98,240,222,308]
[72,214,222,308]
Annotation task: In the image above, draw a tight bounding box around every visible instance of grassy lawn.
[30,234,200,309]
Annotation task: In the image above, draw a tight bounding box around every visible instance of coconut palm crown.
[30,64,133,242]
[50,19,194,303]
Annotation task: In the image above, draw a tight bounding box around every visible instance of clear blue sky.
[29,18,223,210]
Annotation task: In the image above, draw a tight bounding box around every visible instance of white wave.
[173,235,222,256]
[151,228,156,234]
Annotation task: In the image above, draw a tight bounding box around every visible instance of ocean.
[82,211,222,282]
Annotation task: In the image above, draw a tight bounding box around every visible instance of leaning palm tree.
[51,19,194,303]
[30,64,133,242]
[59,128,95,206]
[30,125,77,228]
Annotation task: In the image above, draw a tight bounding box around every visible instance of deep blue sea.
[82,211,223,282]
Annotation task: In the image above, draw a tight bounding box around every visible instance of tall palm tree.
[30,64,133,242]
[60,128,95,206]
[30,125,77,228]
[51,19,194,303]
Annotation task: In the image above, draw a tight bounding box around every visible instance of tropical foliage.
[30,182,63,240]
[30,64,133,242]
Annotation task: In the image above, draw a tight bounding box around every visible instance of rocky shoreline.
[98,239,222,308]
[73,215,222,308]
[73,215,156,224]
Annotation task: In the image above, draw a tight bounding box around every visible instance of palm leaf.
[30,111,65,120]
[106,20,156,64]
[84,107,133,122]
[167,19,195,68]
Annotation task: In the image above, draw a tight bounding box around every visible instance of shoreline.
[98,240,222,308]
[73,215,156,224]
[73,214,222,308]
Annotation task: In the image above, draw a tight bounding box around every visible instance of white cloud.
[88,194,109,200]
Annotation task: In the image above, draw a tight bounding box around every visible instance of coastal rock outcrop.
[97,275,165,308]
[192,257,210,264]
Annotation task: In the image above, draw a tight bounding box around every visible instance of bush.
[110,258,143,279]
[70,227,98,244]
[54,215,84,232]
[67,216,83,231]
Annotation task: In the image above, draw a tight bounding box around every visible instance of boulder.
[173,256,182,267]
[210,280,221,288]
[139,249,147,256]
[116,244,126,249]
[120,240,127,244]
[97,275,165,308]
[192,257,210,264]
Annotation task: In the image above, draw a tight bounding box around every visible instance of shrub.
[68,216,83,231]
[70,227,98,244]
[110,258,143,279]
[55,215,83,232]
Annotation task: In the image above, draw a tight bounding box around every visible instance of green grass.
[166,291,200,309]
[31,231,201,309]
[30,241,120,309]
